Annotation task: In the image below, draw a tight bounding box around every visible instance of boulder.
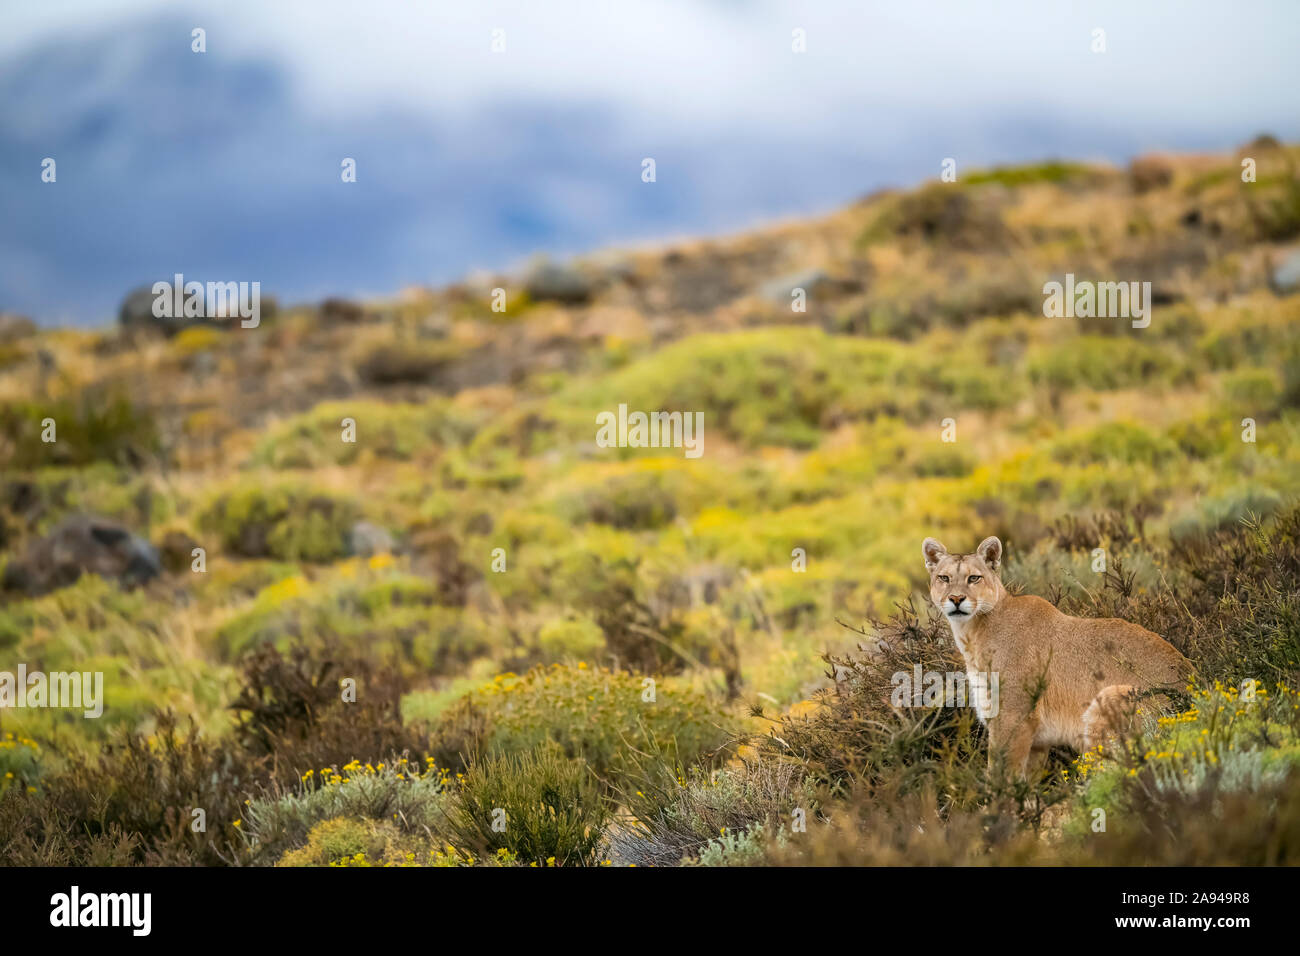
[117,285,275,337]
[1271,248,1300,293]
[1128,154,1175,194]
[319,298,365,323]
[118,285,199,337]
[759,269,861,306]
[524,260,594,304]
[1,515,161,597]
[348,521,395,558]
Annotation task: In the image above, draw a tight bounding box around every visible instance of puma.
[922,535,1190,776]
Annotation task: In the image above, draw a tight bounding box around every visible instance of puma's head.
[922,536,1005,622]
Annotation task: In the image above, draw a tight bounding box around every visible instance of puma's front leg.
[987,712,1040,778]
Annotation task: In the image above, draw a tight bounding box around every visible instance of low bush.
[228,642,431,787]
[0,712,257,866]
[243,758,448,864]
[0,393,159,469]
[612,755,817,867]
[198,480,359,561]
[430,663,736,786]
[440,745,610,866]
[248,399,481,469]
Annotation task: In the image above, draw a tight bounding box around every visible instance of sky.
[2,0,1298,325]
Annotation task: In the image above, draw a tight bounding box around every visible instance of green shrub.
[442,746,610,866]
[536,614,606,660]
[1246,174,1300,241]
[0,393,159,468]
[1062,683,1300,864]
[1049,421,1180,467]
[1028,337,1185,393]
[431,664,736,785]
[688,822,783,866]
[276,817,396,867]
[552,470,681,530]
[908,442,976,478]
[964,160,1101,188]
[0,576,230,742]
[0,732,43,794]
[554,328,907,449]
[249,399,481,469]
[1169,488,1284,543]
[0,712,256,866]
[198,480,359,561]
[1222,368,1280,409]
[216,572,492,669]
[244,758,448,864]
[858,183,1008,249]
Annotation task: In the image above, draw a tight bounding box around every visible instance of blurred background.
[2,0,1298,324]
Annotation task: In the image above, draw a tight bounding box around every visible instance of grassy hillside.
[2,142,1300,865]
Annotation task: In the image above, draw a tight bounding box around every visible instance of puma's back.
[988,592,1187,693]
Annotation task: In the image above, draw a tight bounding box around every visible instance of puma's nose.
[951,595,966,607]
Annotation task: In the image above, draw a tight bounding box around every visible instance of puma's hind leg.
[1082,684,1138,751]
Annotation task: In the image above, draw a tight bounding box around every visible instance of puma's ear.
[922,537,947,572]
[977,535,1002,572]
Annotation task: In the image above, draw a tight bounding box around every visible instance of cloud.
[1,0,1297,323]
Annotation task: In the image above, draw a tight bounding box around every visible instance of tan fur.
[922,535,1189,777]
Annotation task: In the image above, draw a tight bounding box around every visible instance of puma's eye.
[937,575,949,583]
[967,574,982,584]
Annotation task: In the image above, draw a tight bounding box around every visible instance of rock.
[117,285,275,337]
[355,343,450,385]
[759,269,860,306]
[348,521,395,558]
[118,285,204,337]
[319,298,365,323]
[1129,154,1175,194]
[583,250,639,286]
[1272,248,1300,293]
[1,515,161,597]
[524,260,594,304]
[0,312,36,343]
